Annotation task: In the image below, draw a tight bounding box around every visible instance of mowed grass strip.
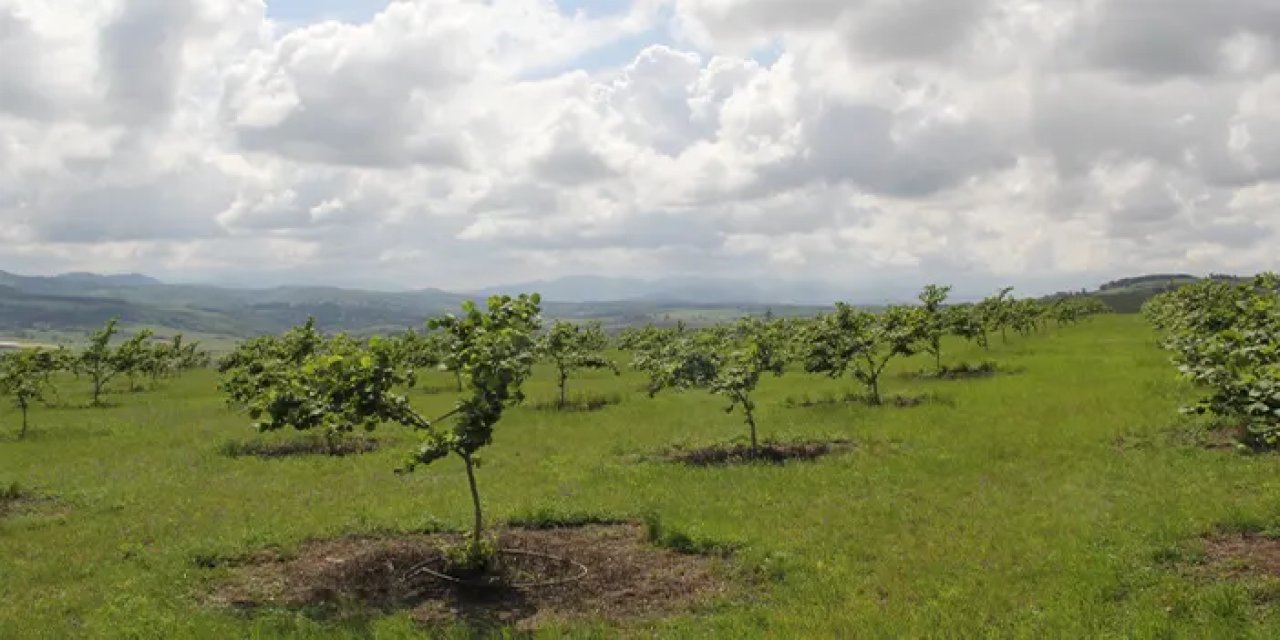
[5,316,1280,637]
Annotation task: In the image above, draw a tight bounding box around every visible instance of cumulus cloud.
[0,0,1277,293]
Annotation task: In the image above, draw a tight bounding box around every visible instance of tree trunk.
[92,375,103,405]
[934,342,942,372]
[19,402,28,439]
[744,401,759,457]
[462,453,483,543]
[454,370,463,392]
[868,376,882,406]
[557,368,568,410]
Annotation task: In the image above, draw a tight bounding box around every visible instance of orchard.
[20,282,1280,638]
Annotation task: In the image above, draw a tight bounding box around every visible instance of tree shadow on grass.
[220,435,380,459]
[0,425,114,442]
[782,391,949,409]
[899,361,1015,381]
[526,393,623,413]
[416,384,461,395]
[43,399,122,410]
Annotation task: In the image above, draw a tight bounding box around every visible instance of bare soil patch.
[0,484,58,518]
[1197,533,1280,579]
[1198,425,1247,451]
[1185,424,1280,453]
[220,436,379,459]
[664,439,854,466]
[209,523,727,631]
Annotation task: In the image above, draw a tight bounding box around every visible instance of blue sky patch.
[266,0,634,24]
[266,0,387,25]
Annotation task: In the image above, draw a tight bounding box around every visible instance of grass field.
[6,315,1280,638]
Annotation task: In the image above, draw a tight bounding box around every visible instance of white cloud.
[0,0,1277,293]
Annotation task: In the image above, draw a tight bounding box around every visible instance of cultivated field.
[5,315,1280,637]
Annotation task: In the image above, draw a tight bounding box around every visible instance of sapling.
[1148,274,1280,447]
[114,329,155,392]
[1009,298,1045,336]
[175,335,211,371]
[917,284,951,372]
[635,318,786,456]
[946,304,989,350]
[76,319,123,405]
[219,318,324,408]
[398,328,462,391]
[402,294,543,548]
[395,328,440,370]
[0,348,61,438]
[247,333,418,455]
[538,320,618,409]
[978,287,1016,345]
[226,298,540,560]
[632,329,720,398]
[709,319,788,455]
[619,324,679,360]
[803,304,919,405]
[148,334,207,382]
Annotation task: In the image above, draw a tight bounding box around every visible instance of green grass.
[6,316,1280,637]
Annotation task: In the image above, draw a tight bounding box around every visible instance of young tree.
[114,329,156,392]
[172,334,211,372]
[946,304,989,350]
[144,340,171,384]
[1009,299,1045,337]
[400,328,463,391]
[234,295,543,550]
[978,287,1016,345]
[395,328,440,370]
[0,348,61,438]
[76,319,121,405]
[538,320,618,409]
[618,324,680,356]
[638,318,786,455]
[1148,274,1280,447]
[247,334,417,455]
[219,318,324,409]
[803,304,919,405]
[402,294,543,544]
[147,334,208,382]
[917,284,952,372]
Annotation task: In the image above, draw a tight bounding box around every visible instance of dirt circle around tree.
[207,523,730,631]
[1195,532,1280,579]
[0,487,64,519]
[661,439,856,466]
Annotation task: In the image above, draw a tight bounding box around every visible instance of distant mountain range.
[0,270,831,339]
[0,269,1244,340]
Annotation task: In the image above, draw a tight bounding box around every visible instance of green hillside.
[1051,274,1247,314]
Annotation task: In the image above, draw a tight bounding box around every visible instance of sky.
[1,0,1278,294]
